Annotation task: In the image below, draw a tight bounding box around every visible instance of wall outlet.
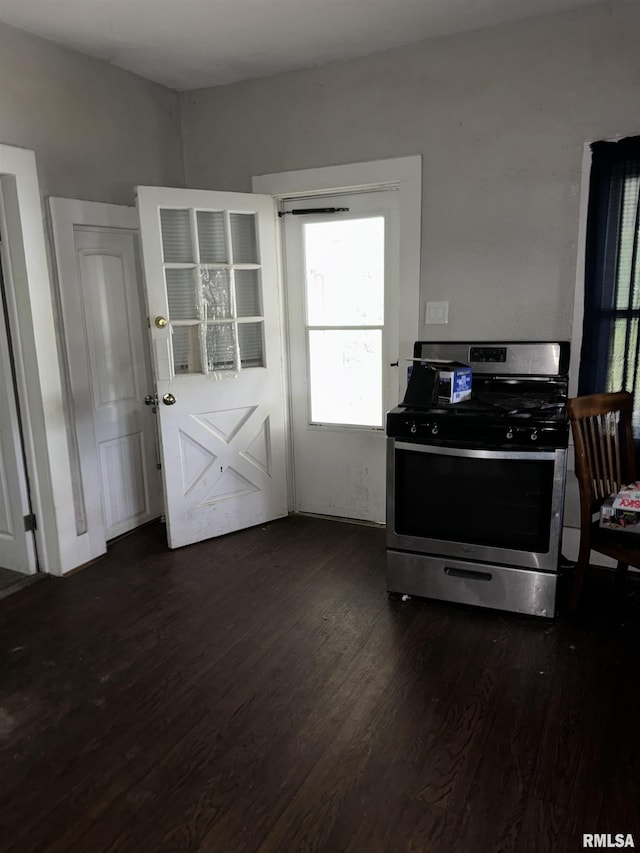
[425,301,449,325]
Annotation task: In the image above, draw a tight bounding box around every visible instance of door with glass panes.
[283,191,399,523]
[137,186,287,548]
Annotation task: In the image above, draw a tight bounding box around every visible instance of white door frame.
[0,144,77,575]
[253,157,422,389]
[0,200,37,574]
[253,156,422,512]
[48,197,155,564]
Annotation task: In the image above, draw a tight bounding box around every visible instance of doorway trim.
[0,143,77,575]
[0,194,38,574]
[48,197,145,564]
[253,156,422,512]
[253,156,422,382]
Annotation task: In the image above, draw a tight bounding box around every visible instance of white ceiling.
[0,0,609,91]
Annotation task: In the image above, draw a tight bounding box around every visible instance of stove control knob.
[431,424,439,435]
[506,428,513,440]
[410,422,417,434]
[531,429,538,442]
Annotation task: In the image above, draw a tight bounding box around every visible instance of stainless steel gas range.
[386,341,570,618]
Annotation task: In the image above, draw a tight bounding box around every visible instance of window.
[159,207,265,375]
[579,137,640,436]
[302,215,386,427]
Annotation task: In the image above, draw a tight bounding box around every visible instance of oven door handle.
[393,441,557,461]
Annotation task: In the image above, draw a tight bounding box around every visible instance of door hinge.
[24,513,37,532]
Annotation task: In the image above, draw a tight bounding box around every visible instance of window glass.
[308,329,382,427]
[160,209,193,263]
[161,208,265,375]
[197,210,227,263]
[304,218,384,326]
[230,213,258,264]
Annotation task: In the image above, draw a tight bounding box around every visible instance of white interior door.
[73,227,163,540]
[283,190,400,523]
[0,257,36,574]
[136,186,288,549]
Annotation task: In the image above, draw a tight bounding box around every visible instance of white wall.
[181,1,640,344]
[0,20,184,203]
[0,22,185,572]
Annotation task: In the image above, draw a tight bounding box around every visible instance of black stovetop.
[386,405,569,449]
[387,376,569,449]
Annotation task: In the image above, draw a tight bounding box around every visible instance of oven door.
[387,439,567,571]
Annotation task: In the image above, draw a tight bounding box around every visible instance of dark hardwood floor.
[1,515,639,852]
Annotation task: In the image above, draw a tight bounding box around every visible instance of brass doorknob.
[162,393,176,406]
[155,316,168,328]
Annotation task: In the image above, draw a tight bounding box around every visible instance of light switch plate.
[425,301,449,325]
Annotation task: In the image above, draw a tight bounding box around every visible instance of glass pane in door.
[171,325,201,374]
[230,213,259,263]
[166,269,198,320]
[308,329,382,426]
[196,210,227,263]
[235,270,262,316]
[205,323,237,371]
[303,216,385,427]
[160,205,266,377]
[160,209,193,263]
[238,322,265,367]
[200,269,232,319]
[304,217,384,325]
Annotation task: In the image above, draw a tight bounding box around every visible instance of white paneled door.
[0,259,36,574]
[136,187,288,549]
[74,228,163,540]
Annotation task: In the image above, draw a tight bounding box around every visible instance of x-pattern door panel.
[178,406,272,502]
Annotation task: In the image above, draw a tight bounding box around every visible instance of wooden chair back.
[568,391,636,517]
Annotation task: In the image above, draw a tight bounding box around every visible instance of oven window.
[394,449,555,553]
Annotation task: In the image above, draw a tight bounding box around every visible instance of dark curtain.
[579,137,640,434]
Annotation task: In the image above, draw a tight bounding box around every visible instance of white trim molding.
[253,156,422,377]
[0,144,76,575]
[569,143,592,399]
[564,141,617,570]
